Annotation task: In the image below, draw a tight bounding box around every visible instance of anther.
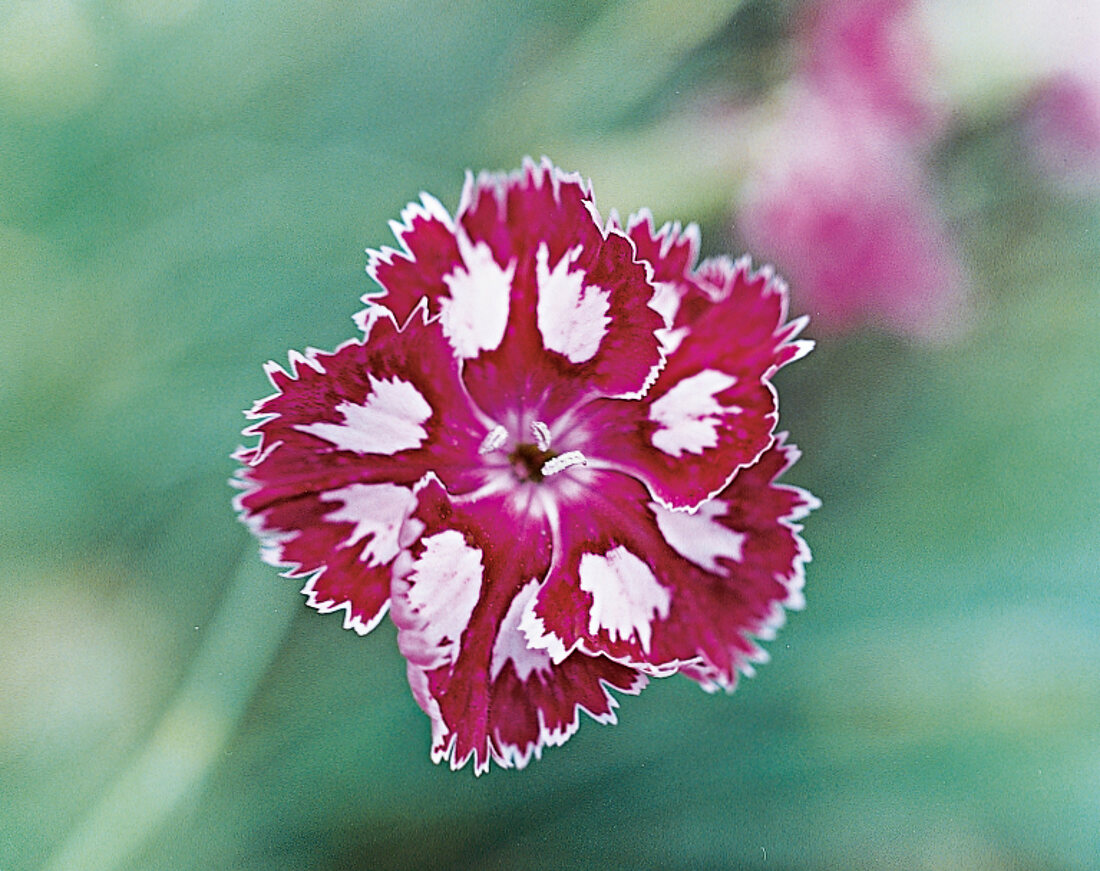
[531,421,552,452]
[541,450,587,476]
[478,425,509,455]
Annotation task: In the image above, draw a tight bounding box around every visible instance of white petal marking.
[297,374,433,455]
[320,483,417,566]
[652,499,745,575]
[399,531,484,671]
[440,233,514,358]
[490,580,553,682]
[648,280,681,328]
[535,243,610,363]
[656,325,689,356]
[578,546,670,653]
[649,369,740,458]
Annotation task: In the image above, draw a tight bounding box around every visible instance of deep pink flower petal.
[671,436,818,690]
[235,486,406,634]
[391,479,646,773]
[569,250,810,509]
[523,438,817,686]
[622,209,701,290]
[234,306,494,630]
[365,195,463,326]
[453,158,666,421]
[237,306,493,503]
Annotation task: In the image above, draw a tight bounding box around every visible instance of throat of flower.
[510,442,552,482]
[497,421,587,483]
[508,443,588,482]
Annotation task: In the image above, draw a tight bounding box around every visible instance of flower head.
[234,159,817,773]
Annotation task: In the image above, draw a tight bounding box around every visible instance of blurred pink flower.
[730,0,968,341]
[737,94,969,341]
[797,0,946,141]
[1020,73,1100,190]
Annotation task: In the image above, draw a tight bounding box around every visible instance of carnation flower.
[234,159,817,773]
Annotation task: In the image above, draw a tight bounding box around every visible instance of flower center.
[480,421,588,484]
[510,442,555,483]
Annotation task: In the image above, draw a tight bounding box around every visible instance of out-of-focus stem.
[41,555,298,871]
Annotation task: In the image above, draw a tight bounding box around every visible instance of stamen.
[541,450,587,476]
[531,421,552,452]
[478,425,509,455]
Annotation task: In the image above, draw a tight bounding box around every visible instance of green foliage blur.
[1,1,1096,869]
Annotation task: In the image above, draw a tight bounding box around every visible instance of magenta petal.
[237,306,493,508]
[524,469,687,672]
[234,306,494,631]
[365,195,463,326]
[667,436,818,689]
[391,479,646,774]
[624,210,701,291]
[572,257,811,509]
[237,485,410,634]
[1022,73,1100,190]
[525,440,816,686]
[459,159,610,288]
[454,158,665,420]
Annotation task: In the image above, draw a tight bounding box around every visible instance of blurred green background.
[2,1,1097,869]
